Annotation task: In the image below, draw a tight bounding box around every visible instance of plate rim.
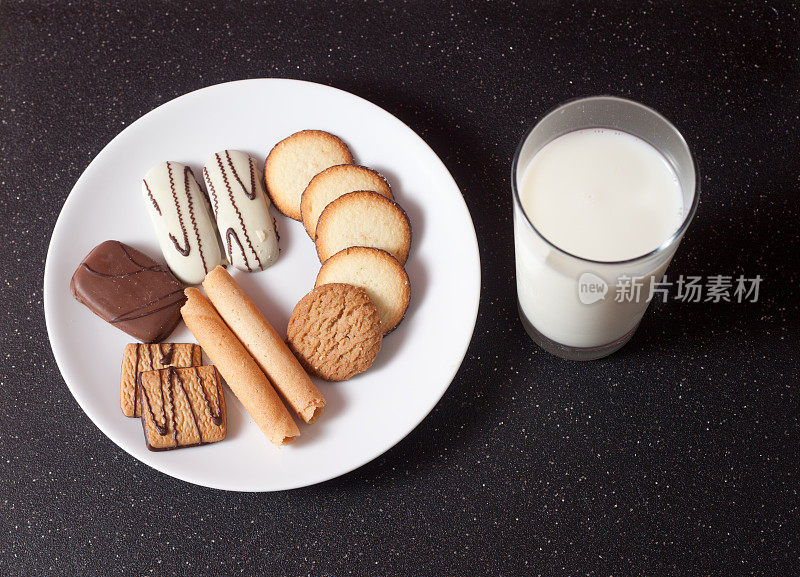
[43,78,481,491]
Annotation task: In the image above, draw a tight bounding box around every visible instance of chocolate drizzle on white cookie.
[225,150,257,201]
[164,161,191,257]
[202,165,220,218]
[143,162,211,273]
[143,179,161,215]
[208,152,264,271]
[225,227,251,270]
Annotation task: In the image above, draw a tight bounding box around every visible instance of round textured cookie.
[315,246,410,334]
[264,130,353,220]
[286,283,382,382]
[315,191,412,264]
[300,165,392,238]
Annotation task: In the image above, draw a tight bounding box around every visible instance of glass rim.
[511,95,701,266]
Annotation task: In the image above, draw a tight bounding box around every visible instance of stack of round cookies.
[265,130,413,381]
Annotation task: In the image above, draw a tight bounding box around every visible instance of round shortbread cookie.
[315,247,410,335]
[286,283,382,382]
[264,130,353,220]
[300,165,392,239]
[315,191,412,264]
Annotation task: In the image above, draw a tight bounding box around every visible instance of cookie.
[315,247,410,334]
[181,288,300,446]
[202,150,279,272]
[70,240,186,343]
[120,343,203,417]
[264,130,353,220]
[202,266,326,424]
[142,161,223,285]
[315,191,412,264]
[138,366,227,451]
[286,284,382,382]
[300,165,392,239]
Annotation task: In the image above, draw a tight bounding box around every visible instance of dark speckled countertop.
[1,1,798,575]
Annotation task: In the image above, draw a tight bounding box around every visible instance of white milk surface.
[515,129,684,348]
[521,128,683,262]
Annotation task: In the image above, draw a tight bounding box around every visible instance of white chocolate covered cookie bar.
[142,161,223,285]
[202,150,279,272]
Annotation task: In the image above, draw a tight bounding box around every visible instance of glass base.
[517,303,638,361]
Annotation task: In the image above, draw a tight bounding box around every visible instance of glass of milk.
[512,96,699,360]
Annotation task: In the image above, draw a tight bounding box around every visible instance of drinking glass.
[512,96,699,360]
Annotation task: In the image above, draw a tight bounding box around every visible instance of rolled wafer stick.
[202,266,326,423]
[180,287,299,446]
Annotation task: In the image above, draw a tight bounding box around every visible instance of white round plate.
[44,79,480,491]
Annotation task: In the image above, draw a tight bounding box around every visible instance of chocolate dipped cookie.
[70,240,186,342]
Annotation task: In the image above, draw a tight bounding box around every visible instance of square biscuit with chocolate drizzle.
[138,366,226,451]
[121,343,202,417]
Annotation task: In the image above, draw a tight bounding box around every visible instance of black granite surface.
[1,1,798,575]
